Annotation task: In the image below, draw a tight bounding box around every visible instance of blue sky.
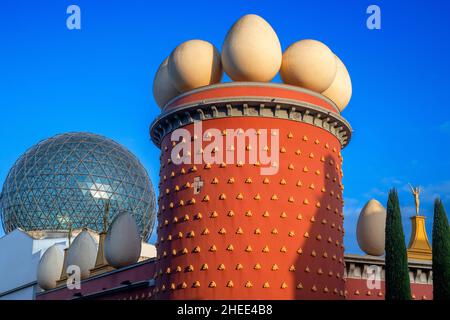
[1,0,449,254]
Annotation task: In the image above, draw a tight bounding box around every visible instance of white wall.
[0,229,67,300]
[140,242,156,260]
[0,228,155,300]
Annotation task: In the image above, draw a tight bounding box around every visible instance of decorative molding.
[163,81,341,113]
[344,254,433,284]
[150,99,352,148]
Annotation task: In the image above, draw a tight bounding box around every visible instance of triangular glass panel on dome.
[76,161,91,175]
[96,151,109,163]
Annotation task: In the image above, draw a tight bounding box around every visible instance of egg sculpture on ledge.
[280,39,337,92]
[66,229,98,280]
[105,212,142,268]
[153,57,180,108]
[37,244,65,290]
[356,199,387,256]
[221,14,282,82]
[168,39,223,93]
[321,55,352,112]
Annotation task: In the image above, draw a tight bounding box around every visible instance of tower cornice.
[150,83,352,148]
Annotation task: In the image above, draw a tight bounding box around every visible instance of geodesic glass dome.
[0,132,156,241]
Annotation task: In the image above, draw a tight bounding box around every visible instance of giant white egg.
[66,229,97,280]
[221,14,282,82]
[280,39,337,92]
[105,212,142,268]
[36,244,65,290]
[322,55,352,112]
[356,199,386,256]
[153,57,180,108]
[168,40,222,92]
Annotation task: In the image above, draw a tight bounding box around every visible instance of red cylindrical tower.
[150,82,352,299]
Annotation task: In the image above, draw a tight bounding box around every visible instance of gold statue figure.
[409,183,421,216]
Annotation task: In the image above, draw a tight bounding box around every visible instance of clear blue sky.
[1,0,449,254]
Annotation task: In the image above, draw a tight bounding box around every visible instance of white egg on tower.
[168,39,223,92]
[280,39,337,92]
[221,14,282,82]
[322,55,352,112]
[153,57,180,108]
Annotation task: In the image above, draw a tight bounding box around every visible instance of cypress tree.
[432,199,450,300]
[385,189,412,300]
